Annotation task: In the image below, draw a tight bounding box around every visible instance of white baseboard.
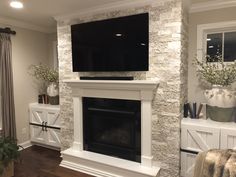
[31,142,61,151]
[18,141,32,150]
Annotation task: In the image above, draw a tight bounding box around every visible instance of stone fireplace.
[60,80,160,177]
[56,0,188,176]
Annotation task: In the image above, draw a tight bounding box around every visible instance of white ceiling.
[0,0,124,32]
[0,0,228,33]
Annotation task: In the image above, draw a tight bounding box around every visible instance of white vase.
[47,82,59,97]
[204,85,236,108]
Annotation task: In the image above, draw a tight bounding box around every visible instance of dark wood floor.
[14,145,93,177]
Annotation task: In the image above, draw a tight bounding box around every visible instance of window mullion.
[222,32,225,61]
[203,33,207,60]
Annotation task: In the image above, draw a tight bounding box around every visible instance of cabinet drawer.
[181,151,197,177]
[181,124,220,152]
[221,128,236,149]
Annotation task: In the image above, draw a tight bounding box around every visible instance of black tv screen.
[71,13,149,72]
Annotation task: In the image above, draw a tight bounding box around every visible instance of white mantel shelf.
[63,79,159,101]
[63,79,159,90]
[61,79,160,177]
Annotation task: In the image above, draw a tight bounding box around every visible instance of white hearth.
[60,80,160,177]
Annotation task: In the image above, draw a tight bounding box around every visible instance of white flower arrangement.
[28,64,59,83]
[194,54,236,86]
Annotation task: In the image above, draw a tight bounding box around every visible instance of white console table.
[181,118,236,177]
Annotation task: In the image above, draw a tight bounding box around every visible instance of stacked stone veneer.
[57,0,188,176]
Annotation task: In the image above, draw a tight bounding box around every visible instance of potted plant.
[0,137,20,177]
[28,64,59,105]
[194,54,236,122]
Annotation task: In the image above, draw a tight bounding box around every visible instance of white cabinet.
[181,152,197,177]
[221,127,236,149]
[29,103,61,149]
[181,122,220,152]
[181,118,236,177]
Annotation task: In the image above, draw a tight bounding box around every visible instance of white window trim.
[52,41,58,70]
[197,20,236,62]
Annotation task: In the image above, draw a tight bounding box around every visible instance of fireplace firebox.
[83,97,141,162]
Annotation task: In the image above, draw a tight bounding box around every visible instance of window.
[206,31,236,62]
[197,21,236,63]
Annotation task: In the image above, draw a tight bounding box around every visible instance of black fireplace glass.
[83,97,141,162]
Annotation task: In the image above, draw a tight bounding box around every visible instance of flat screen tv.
[71,13,149,72]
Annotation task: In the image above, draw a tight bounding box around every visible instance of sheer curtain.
[0,33,16,139]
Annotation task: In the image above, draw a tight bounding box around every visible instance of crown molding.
[190,0,236,13]
[54,0,157,22]
[0,16,56,33]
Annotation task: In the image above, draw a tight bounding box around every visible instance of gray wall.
[188,6,236,104]
[0,23,56,143]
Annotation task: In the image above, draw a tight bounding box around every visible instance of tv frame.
[71,13,149,72]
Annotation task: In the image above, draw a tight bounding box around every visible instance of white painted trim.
[141,99,153,167]
[181,152,197,177]
[30,142,61,151]
[61,149,160,177]
[18,141,32,150]
[54,0,157,22]
[52,41,58,69]
[62,80,159,176]
[0,16,55,33]
[72,96,83,151]
[197,20,236,61]
[64,80,159,94]
[190,0,236,13]
[61,160,122,177]
[221,128,236,149]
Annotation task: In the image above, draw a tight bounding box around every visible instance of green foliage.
[0,137,20,175]
[194,54,236,86]
[28,64,59,83]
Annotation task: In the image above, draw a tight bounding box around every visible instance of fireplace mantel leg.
[141,91,153,167]
[70,89,155,167]
[72,96,83,151]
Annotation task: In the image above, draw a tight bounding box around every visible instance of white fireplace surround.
[60,79,160,177]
